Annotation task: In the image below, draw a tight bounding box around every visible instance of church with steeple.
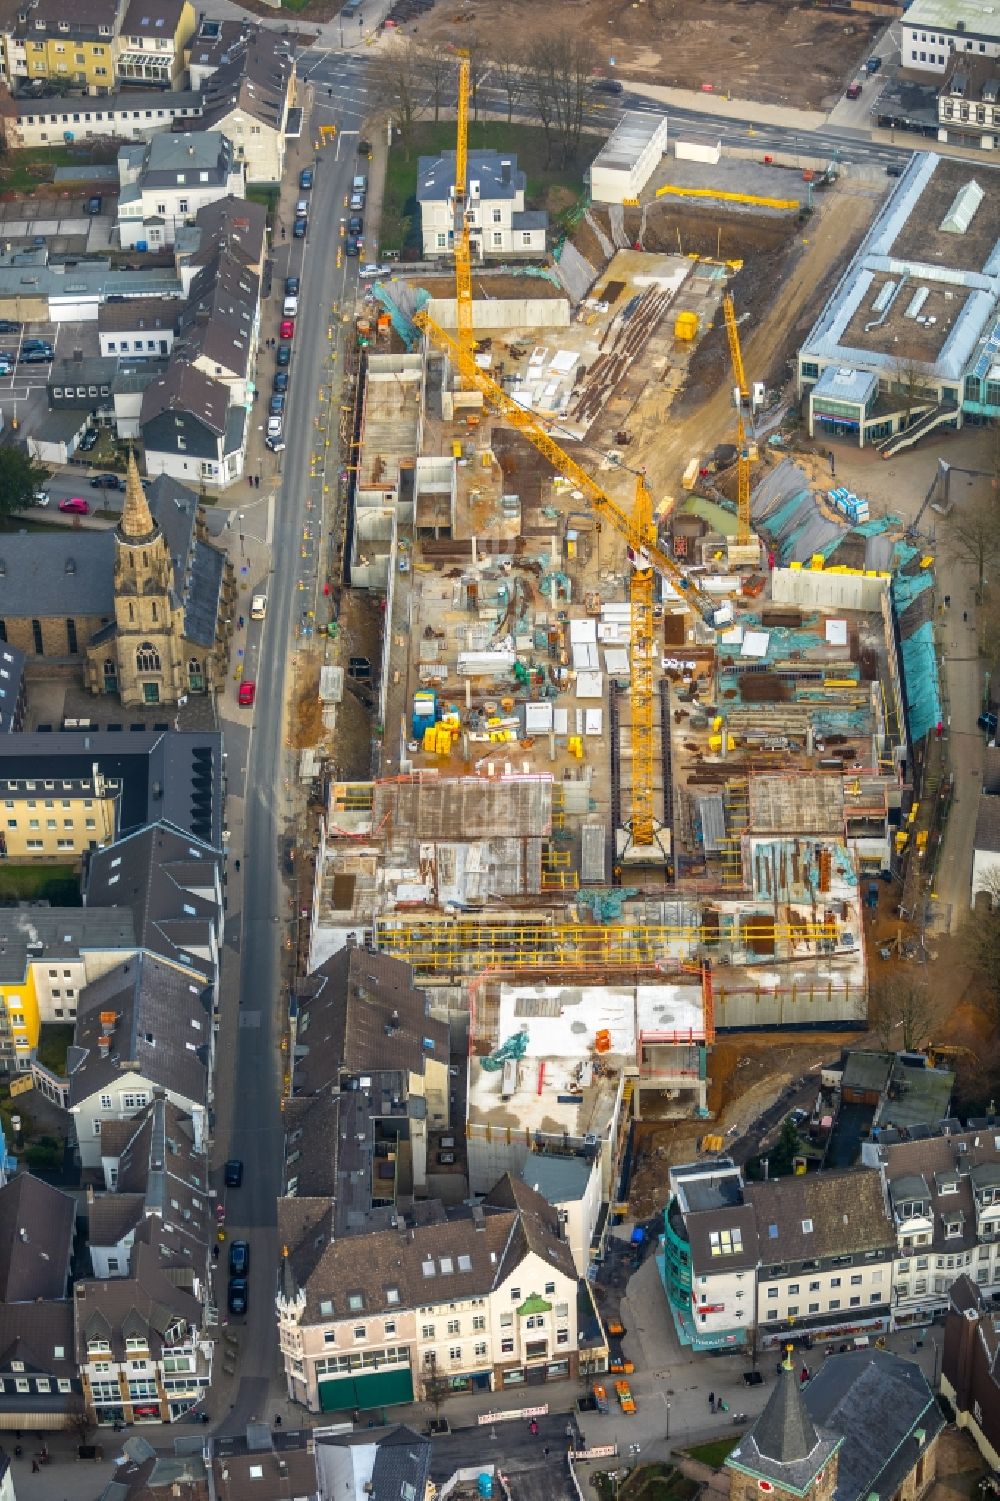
[82,457,234,707]
[726,1347,943,1501]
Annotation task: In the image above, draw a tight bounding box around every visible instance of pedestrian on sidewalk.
[708,1391,715,1413]
[964,610,968,623]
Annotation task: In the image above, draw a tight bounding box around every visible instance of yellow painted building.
[0,777,118,861]
[6,0,125,94]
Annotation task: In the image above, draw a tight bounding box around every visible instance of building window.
[136,642,160,674]
[31,619,43,655]
[188,659,204,692]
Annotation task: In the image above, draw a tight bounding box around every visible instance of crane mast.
[413,307,720,854]
[453,55,474,362]
[722,292,757,547]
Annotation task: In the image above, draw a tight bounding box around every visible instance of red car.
[59,497,90,515]
[238,680,256,707]
[279,319,295,340]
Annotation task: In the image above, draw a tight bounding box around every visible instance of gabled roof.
[73,1241,202,1362]
[728,1360,841,1496]
[370,1426,433,1501]
[93,1098,209,1273]
[140,359,231,435]
[189,196,267,269]
[975,795,1000,856]
[0,1300,76,1384]
[121,0,189,38]
[0,1174,74,1303]
[747,1168,894,1265]
[138,131,233,185]
[197,26,294,134]
[68,952,211,1111]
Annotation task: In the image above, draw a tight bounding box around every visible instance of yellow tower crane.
[721,292,757,547]
[453,53,474,362]
[412,307,718,853]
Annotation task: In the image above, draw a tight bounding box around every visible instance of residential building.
[0,907,135,1068]
[98,298,180,360]
[313,1424,431,1501]
[46,356,116,414]
[0,466,234,701]
[8,0,124,94]
[519,1151,603,1276]
[196,25,296,185]
[972,794,1000,903]
[416,149,547,261]
[174,194,267,280]
[658,1158,758,1352]
[942,1273,1000,1470]
[139,358,245,489]
[174,250,259,406]
[117,131,244,250]
[6,88,202,148]
[74,1240,212,1425]
[0,643,26,734]
[873,1126,1000,1327]
[938,55,1000,149]
[0,1171,80,1429]
[81,456,234,703]
[67,952,212,1169]
[117,0,196,90]
[797,153,1000,449]
[276,1175,583,1414]
[210,1427,319,1501]
[748,1170,896,1349]
[726,1348,943,1501]
[90,1096,210,1295]
[100,1446,209,1501]
[0,730,224,848]
[903,0,1000,76]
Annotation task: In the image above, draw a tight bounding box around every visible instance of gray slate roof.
[0,642,25,733]
[370,1426,432,1501]
[0,1174,74,1303]
[975,795,1000,856]
[136,131,233,185]
[417,149,525,203]
[521,1152,593,1205]
[728,1361,841,1495]
[0,908,136,983]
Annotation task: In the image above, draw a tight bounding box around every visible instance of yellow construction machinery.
[453,53,474,362]
[412,307,719,854]
[721,292,757,547]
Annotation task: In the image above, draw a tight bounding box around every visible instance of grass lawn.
[0,144,113,194]
[381,120,597,255]
[36,1024,74,1077]
[682,1438,740,1468]
[596,1465,700,1501]
[247,185,279,221]
[0,864,81,905]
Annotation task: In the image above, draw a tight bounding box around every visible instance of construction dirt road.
[579,172,888,501]
[417,0,882,112]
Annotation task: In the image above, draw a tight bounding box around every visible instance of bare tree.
[940,490,1000,602]
[369,38,423,152]
[422,1351,451,1431]
[890,356,932,429]
[966,869,1000,1020]
[493,37,527,124]
[868,975,935,1052]
[419,41,454,124]
[523,30,596,168]
[462,30,488,122]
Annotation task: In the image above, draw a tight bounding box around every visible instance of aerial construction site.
[290,63,974,1230]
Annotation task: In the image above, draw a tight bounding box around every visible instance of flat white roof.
[902,0,1000,38]
[591,110,668,175]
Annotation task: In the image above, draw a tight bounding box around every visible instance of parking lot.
[0,319,102,435]
[0,193,116,253]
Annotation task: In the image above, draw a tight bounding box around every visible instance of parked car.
[280,319,295,340]
[285,275,300,296]
[866,54,882,73]
[845,81,862,99]
[224,1158,244,1187]
[89,473,121,489]
[0,359,13,376]
[267,415,283,439]
[352,174,368,193]
[34,490,50,506]
[251,593,267,620]
[345,236,361,257]
[85,195,102,214]
[273,370,288,393]
[0,320,20,334]
[19,348,51,364]
[295,199,309,218]
[59,497,90,515]
[299,167,314,190]
[358,139,372,157]
[276,344,291,367]
[229,1240,250,1276]
[269,393,285,415]
[283,295,299,317]
[228,1278,248,1316]
[349,193,364,212]
[360,263,390,280]
[79,428,99,452]
[238,680,256,707]
[348,215,364,236]
[593,77,623,93]
[886,163,903,177]
[265,435,285,453]
[293,217,307,238]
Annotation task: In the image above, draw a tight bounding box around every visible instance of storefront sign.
[477,1404,549,1426]
[569,1445,618,1461]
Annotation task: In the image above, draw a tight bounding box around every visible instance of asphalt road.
[218,129,361,1434]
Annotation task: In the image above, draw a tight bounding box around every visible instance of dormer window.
[944,1219,963,1239]
[939,1179,958,1195]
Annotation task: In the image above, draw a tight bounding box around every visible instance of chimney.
[98,1035,112,1059]
[500,159,511,185]
[100,1011,117,1036]
[87,1184,95,1205]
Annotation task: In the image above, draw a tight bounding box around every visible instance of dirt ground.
[412,0,881,111]
[928,1429,989,1498]
[575,173,886,500]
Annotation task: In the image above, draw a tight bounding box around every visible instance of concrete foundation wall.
[771,565,889,613]
[426,296,570,330]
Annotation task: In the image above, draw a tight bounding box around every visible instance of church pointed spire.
[119,451,157,544]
